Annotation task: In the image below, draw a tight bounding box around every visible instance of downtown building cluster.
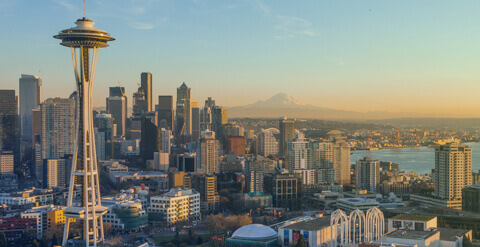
[1,72,480,246]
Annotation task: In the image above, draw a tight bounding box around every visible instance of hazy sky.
[1,0,480,115]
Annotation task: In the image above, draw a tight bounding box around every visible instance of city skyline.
[2,1,480,116]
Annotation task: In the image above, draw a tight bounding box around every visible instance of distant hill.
[228,93,470,120]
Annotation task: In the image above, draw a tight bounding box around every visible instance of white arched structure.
[329,207,385,246]
[365,207,385,242]
[330,209,349,247]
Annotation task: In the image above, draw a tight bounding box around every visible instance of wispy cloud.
[274,15,317,39]
[129,22,155,30]
[251,1,317,39]
[53,0,75,10]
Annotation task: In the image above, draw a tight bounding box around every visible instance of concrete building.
[227,136,246,156]
[263,172,302,210]
[21,205,65,239]
[107,92,127,137]
[356,157,381,192]
[148,188,200,224]
[388,214,437,231]
[0,151,14,174]
[286,133,312,170]
[462,182,480,213]
[184,173,219,214]
[246,156,275,193]
[278,216,332,247]
[336,198,380,212]
[40,98,75,160]
[43,159,58,188]
[292,169,316,185]
[433,143,472,202]
[102,192,148,232]
[176,153,196,172]
[196,130,220,174]
[153,152,169,171]
[256,129,278,157]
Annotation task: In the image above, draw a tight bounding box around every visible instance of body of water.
[351,142,480,174]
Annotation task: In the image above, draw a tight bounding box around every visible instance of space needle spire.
[54,2,114,246]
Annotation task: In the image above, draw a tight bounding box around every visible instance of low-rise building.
[388,214,437,232]
[102,193,148,232]
[336,198,380,212]
[462,182,480,213]
[148,188,200,224]
[278,216,332,247]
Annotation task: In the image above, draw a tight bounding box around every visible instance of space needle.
[54,2,114,246]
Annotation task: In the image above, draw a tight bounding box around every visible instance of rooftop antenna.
[83,0,86,18]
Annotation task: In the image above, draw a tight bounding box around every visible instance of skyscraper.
[140,117,161,161]
[434,143,472,201]
[279,118,295,157]
[107,95,127,137]
[0,151,14,175]
[0,90,19,162]
[43,159,58,188]
[157,95,174,131]
[328,130,351,186]
[95,114,114,159]
[132,86,147,115]
[141,72,152,112]
[54,15,114,246]
[176,82,192,135]
[40,98,75,160]
[192,107,200,141]
[196,130,220,174]
[355,157,380,192]
[19,74,42,145]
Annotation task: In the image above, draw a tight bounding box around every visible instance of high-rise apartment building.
[183,173,219,214]
[0,151,14,174]
[0,90,19,160]
[140,72,152,112]
[157,95,174,131]
[279,118,295,157]
[313,142,335,184]
[256,129,278,157]
[160,128,172,154]
[245,156,275,193]
[325,130,351,186]
[107,95,127,137]
[19,74,42,145]
[95,114,115,159]
[263,172,302,210]
[463,182,480,213]
[286,133,312,170]
[40,98,75,160]
[43,159,58,188]
[292,169,316,185]
[196,130,220,174]
[434,143,472,201]
[355,157,380,192]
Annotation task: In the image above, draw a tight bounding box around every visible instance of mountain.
[227,93,471,120]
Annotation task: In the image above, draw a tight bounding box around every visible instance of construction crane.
[117,80,125,96]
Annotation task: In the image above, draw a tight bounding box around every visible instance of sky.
[1,0,480,116]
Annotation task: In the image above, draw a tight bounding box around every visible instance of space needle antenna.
[83,0,86,18]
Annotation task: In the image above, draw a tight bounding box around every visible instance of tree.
[206,214,226,233]
[0,232,6,247]
[225,214,252,231]
[39,237,48,247]
[32,240,39,247]
[197,236,203,245]
[296,234,305,247]
[52,233,58,246]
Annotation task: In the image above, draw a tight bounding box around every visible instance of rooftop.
[280,217,330,231]
[390,214,436,222]
[437,228,472,241]
[385,229,438,240]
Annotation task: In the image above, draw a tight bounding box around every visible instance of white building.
[278,216,332,247]
[94,128,106,160]
[257,129,278,157]
[43,159,58,188]
[148,188,200,224]
[336,198,380,212]
[101,190,148,232]
[196,130,220,174]
[292,169,316,185]
[160,128,172,154]
[388,214,437,231]
[107,96,127,137]
[40,97,75,160]
[153,152,169,171]
[434,143,472,201]
[356,157,381,193]
[21,205,65,239]
[286,134,312,170]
